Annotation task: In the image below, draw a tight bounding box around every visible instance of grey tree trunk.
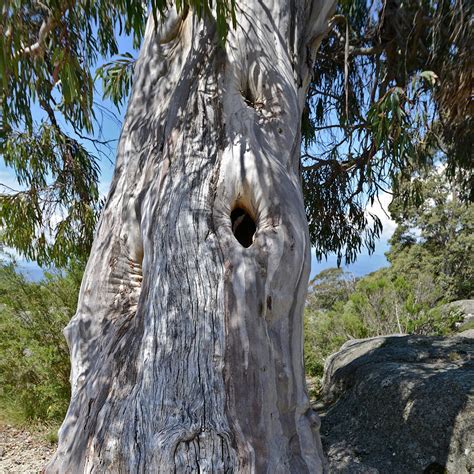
[47,1,335,472]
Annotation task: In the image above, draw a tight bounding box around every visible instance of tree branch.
[18,15,56,57]
[350,45,383,56]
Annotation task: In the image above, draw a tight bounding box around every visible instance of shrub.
[0,263,82,422]
[304,262,465,395]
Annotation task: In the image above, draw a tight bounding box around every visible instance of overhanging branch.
[18,15,56,57]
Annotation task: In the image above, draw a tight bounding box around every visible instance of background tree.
[304,168,472,391]
[307,267,356,312]
[388,167,474,300]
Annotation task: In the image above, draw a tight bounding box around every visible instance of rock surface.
[318,331,474,473]
[445,300,474,329]
[0,424,56,473]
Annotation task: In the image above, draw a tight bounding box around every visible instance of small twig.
[344,20,350,120]
[0,183,22,194]
[71,127,118,147]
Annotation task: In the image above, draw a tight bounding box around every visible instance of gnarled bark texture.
[47,1,335,472]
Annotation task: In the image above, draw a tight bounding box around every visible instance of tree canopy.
[388,166,473,300]
[304,0,473,263]
[1,0,472,266]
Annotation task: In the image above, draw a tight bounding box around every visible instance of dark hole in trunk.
[231,207,256,248]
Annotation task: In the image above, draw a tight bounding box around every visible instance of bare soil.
[0,424,56,473]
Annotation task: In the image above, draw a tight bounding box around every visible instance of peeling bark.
[47,1,335,472]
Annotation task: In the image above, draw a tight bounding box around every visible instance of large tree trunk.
[47,1,335,472]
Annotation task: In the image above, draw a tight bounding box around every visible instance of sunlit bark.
[47,1,335,471]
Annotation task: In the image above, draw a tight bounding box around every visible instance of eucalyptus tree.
[46,1,338,470]
[1,0,472,471]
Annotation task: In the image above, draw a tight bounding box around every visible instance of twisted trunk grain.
[47,1,335,472]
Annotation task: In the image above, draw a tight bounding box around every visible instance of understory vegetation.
[0,263,81,424]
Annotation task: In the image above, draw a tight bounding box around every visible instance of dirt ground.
[0,424,56,473]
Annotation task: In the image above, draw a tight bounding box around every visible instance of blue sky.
[1,31,396,281]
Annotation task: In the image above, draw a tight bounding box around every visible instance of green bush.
[0,263,82,423]
[304,264,466,394]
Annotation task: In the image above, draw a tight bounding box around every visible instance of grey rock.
[318,333,474,473]
[446,299,474,316]
[443,300,474,329]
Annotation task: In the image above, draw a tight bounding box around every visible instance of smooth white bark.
[47,2,335,472]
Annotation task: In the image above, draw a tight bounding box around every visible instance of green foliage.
[97,53,136,108]
[0,124,100,266]
[0,0,235,267]
[304,0,473,264]
[304,172,472,386]
[0,262,83,422]
[304,301,361,379]
[388,168,474,300]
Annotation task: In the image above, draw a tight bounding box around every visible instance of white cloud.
[365,191,397,240]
